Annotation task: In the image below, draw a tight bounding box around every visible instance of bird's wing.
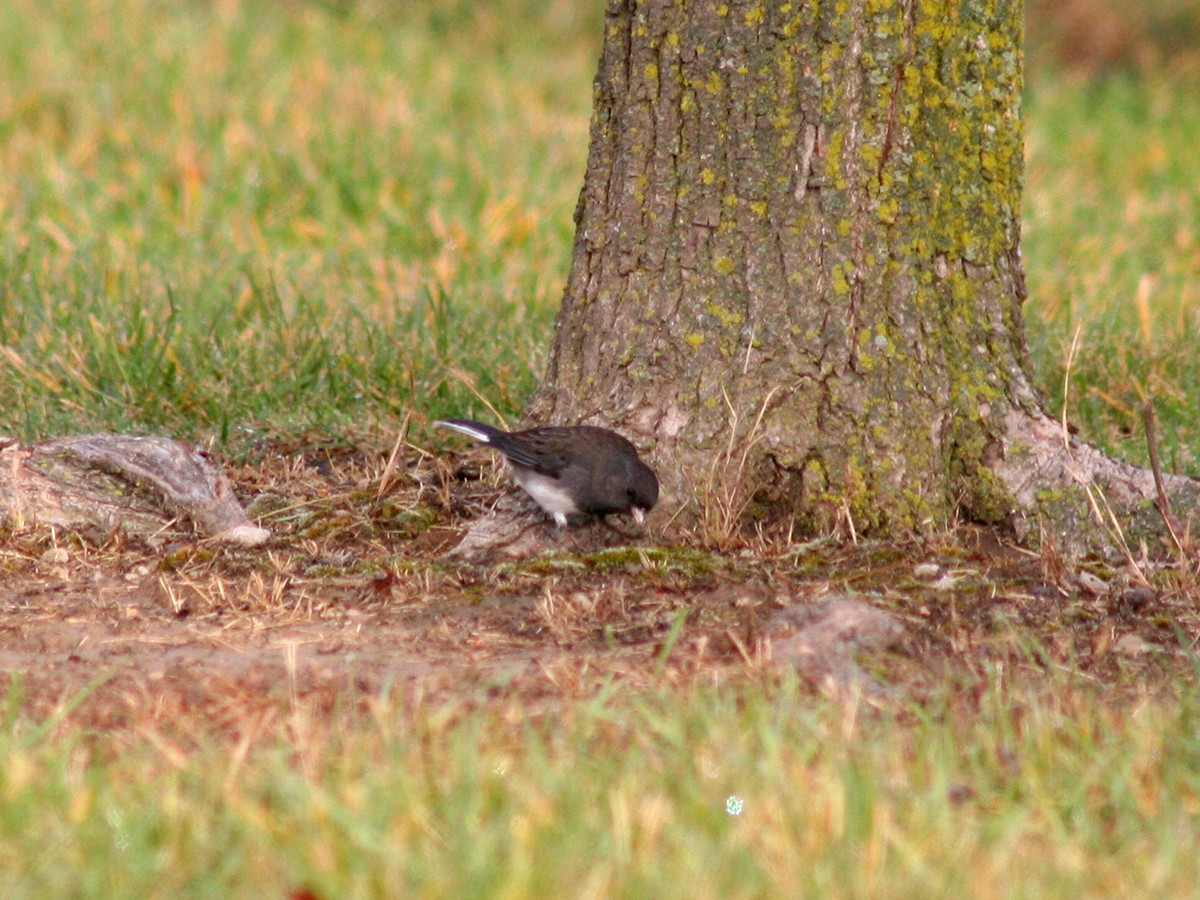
[498,433,568,474]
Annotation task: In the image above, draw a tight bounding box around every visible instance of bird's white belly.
[511,469,578,527]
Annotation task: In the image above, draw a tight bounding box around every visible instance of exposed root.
[992,409,1200,559]
[1,433,269,546]
[441,493,654,562]
[440,496,557,562]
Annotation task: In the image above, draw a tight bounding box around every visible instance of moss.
[302,561,381,579]
[511,546,720,579]
[379,502,440,539]
[244,492,289,519]
[961,464,1013,524]
[905,10,1022,262]
[160,546,216,570]
[544,0,1032,541]
[294,509,360,540]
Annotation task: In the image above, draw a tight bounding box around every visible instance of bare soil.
[1,441,1196,737]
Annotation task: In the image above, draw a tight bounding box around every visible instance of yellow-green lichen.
[704,301,744,329]
[713,255,735,275]
[832,264,851,296]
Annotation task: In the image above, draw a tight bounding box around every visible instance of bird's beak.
[632,507,646,526]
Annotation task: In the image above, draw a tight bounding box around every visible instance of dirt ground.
[2,441,1196,736]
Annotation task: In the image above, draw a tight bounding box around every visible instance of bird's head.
[627,461,659,525]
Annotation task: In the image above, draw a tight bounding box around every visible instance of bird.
[435,419,659,528]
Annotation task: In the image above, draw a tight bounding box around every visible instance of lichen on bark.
[512,0,1200,553]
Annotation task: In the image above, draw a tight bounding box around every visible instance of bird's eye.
[626,487,638,500]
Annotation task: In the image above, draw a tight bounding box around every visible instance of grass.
[1023,66,1200,472]
[4,676,1200,897]
[2,1,1198,466]
[3,0,1200,896]
[0,0,598,443]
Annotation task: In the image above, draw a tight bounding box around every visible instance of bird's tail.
[434,419,507,444]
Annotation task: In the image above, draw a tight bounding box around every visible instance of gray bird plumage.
[436,419,659,527]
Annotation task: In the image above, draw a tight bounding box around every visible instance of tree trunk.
[524,0,1198,548]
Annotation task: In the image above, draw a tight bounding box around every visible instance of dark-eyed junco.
[435,419,659,527]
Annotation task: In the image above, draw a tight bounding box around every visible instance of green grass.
[3,1,1199,467]
[5,1,1200,896]
[0,0,599,443]
[1023,68,1200,471]
[4,677,1200,897]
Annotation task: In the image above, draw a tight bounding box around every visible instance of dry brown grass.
[1,438,1198,744]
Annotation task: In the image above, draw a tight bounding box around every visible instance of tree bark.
[523,0,1198,549]
[0,434,269,546]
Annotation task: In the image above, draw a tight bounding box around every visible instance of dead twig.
[1143,399,1194,576]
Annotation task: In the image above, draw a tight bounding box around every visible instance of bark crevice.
[473,0,1200,558]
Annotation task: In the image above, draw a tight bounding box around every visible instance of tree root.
[441,493,652,562]
[0,434,269,546]
[441,495,557,561]
[992,409,1200,560]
